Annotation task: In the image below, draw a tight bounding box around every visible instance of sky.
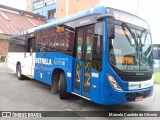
[0,0,159,44]
[0,0,26,10]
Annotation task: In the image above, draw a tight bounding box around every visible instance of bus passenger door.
[25,37,35,77]
[74,25,94,98]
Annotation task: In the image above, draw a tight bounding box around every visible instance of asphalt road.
[0,63,159,120]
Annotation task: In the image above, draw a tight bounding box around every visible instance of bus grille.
[119,75,152,82]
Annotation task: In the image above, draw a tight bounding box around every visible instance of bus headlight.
[107,74,122,91]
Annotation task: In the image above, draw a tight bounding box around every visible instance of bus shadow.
[70,96,135,111]
[10,73,136,111]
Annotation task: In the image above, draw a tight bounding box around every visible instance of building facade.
[57,0,100,19]
[0,4,46,62]
[32,0,57,22]
[26,0,32,12]
[31,0,100,21]
[0,37,9,62]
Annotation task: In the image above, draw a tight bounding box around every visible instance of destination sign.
[115,28,130,35]
[106,7,149,29]
[116,56,135,65]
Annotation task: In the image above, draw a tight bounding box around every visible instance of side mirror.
[107,18,115,39]
[96,14,115,39]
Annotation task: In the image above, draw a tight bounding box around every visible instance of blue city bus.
[8,6,154,105]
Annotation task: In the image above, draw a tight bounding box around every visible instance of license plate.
[135,96,143,102]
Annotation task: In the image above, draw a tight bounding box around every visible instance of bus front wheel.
[59,73,68,99]
[16,64,24,80]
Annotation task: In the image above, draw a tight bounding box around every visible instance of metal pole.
[137,0,139,16]
[66,0,69,17]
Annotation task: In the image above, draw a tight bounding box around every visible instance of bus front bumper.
[99,85,154,105]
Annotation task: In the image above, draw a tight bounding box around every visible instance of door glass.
[74,25,94,94]
[75,62,81,90]
[84,26,94,94]
[77,28,83,59]
[75,28,84,90]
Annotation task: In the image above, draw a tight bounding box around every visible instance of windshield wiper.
[140,29,147,46]
[121,25,133,47]
[122,22,138,46]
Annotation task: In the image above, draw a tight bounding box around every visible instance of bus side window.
[35,29,49,52]
[92,22,103,71]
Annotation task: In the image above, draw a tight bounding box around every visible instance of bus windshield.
[109,23,152,73]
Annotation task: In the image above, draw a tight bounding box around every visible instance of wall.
[32,0,100,21]
[56,0,66,19]
[26,0,32,12]
[57,0,100,19]
[0,39,8,62]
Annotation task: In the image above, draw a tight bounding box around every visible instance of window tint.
[49,27,74,54]
[35,22,75,55]
[9,40,27,52]
[36,28,50,52]
[8,35,27,52]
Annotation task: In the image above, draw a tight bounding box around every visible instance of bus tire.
[51,81,58,94]
[59,73,68,99]
[16,64,24,80]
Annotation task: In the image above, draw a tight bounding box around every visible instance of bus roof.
[10,5,106,39]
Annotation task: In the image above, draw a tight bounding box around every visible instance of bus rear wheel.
[16,64,24,80]
[59,73,68,99]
